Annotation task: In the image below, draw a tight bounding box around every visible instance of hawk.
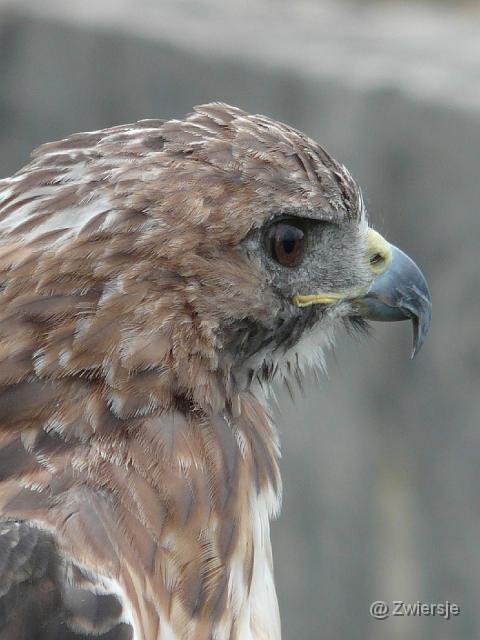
[0,103,431,639]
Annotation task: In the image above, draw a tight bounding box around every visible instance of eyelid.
[267,210,342,224]
[268,213,340,229]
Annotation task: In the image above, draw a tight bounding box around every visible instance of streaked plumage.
[0,103,430,639]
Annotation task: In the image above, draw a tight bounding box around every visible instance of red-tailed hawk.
[0,104,430,639]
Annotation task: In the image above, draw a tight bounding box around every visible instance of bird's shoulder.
[0,518,133,640]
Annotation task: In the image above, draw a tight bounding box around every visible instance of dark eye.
[267,220,306,268]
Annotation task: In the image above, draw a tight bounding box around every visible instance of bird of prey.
[0,103,431,639]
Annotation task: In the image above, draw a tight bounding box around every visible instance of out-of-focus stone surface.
[0,2,479,638]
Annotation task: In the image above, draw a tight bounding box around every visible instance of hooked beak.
[351,240,432,357]
[292,229,432,357]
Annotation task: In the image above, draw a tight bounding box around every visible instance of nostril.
[369,249,391,275]
[370,252,385,266]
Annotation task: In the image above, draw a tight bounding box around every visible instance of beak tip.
[410,298,432,359]
[411,339,421,359]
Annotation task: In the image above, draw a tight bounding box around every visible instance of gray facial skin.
[263,217,372,301]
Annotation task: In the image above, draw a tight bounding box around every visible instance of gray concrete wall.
[0,2,479,638]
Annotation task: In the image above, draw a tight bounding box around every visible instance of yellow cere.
[366,228,392,275]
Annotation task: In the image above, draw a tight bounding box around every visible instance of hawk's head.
[0,102,431,415]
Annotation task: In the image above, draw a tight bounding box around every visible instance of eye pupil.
[268,220,306,267]
[282,234,296,254]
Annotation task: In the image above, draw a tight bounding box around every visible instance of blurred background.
[0,0,479,638]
